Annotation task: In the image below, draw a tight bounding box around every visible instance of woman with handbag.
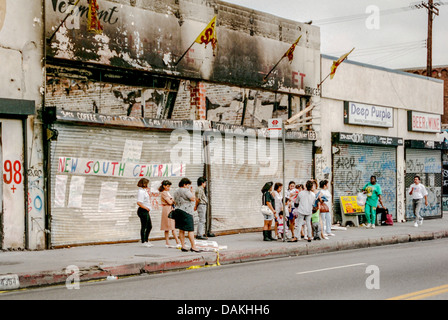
[159,180,181,248]
[173,178,201,252]
[261,182,276,241]
[319,180,335,237]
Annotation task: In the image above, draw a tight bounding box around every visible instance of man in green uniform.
[362,176,385,229]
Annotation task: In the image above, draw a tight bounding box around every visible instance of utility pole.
[422,0,439,77]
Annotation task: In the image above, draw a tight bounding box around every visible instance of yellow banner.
[195,16,217,53]
[330,47,355,79]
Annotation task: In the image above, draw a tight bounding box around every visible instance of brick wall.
[46,70,297,127]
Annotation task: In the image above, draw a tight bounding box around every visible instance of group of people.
[261,179,335,242]
[136,176,213,252]
[135,173,429,250]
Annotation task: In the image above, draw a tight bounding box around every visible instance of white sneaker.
[414,222,419,227]
[144,242,154,247]
[327,233,336,236]
[418,217,423,226]
[323,235,329,240]
[371,224,375,229]
[366,223,371,229]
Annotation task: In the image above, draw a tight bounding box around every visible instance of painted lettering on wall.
[50,0,119,26]
[58,157,185,178]
[3,160,23,194]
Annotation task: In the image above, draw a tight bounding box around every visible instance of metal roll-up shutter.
[208,134,313,232]
[49,123,204,247]
[333,144,397,221]
[405,149,442,219]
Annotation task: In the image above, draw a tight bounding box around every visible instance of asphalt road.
[2,239,448,301]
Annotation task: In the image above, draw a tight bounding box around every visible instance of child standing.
[311,208,322,240]
[277,212,285,239]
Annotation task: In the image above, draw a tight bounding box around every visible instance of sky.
[222,0,448,70]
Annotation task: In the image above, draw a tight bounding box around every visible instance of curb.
[5,230,448,291]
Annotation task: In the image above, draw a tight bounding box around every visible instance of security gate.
[207,131,313,232]
[405,148,442,219]
[49,122,204,247]
[333,143,397,222]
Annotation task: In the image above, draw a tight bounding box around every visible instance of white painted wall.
[1,119,25,249]
[314,56,445,223]
[0,0,45,249]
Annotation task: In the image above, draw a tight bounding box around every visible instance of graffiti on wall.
[405,153,442,219]
[333,144,397,222]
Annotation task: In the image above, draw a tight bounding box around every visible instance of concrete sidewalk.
[1,216,448,291]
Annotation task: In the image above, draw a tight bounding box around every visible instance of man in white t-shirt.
[408,176,428,227]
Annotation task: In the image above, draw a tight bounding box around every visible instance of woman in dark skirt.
[173,178,201,252]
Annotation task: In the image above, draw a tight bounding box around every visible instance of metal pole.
[427,0,433,77]
[282,122,286,242]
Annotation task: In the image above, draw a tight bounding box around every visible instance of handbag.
[261,205,272,215]
[261,192,273,217]
[320,202,329,213]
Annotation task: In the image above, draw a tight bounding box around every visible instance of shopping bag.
[357,192,367,206]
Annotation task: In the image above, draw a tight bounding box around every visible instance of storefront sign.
[408,111,441,133]
[340,196,364,214]
[344,101,393,128]
[335,132,403,146]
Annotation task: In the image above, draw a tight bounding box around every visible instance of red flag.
[283,36,302,62]
[88,0,103,34]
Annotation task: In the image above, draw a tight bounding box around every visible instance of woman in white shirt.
[319,180,335,237]
[137,178,153,247]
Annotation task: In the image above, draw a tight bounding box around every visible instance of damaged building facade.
[0,0,444,250]
[41,0,320,248]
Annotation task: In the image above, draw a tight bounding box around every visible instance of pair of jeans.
[197,204,207,236]
[321,211,332,234]
[296,214,312,239]
[137,207,152,243]
[365,203,377,225]
[412,199,423,223]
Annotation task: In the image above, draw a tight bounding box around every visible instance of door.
[49,123,204,247]
[333,144,397,222]
[405,149,442,219]
[207,133,313,232]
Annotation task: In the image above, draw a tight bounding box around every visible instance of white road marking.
[296,263,367,275]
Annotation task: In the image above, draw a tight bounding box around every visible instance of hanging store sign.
[408,111,441,133]
[344,101,393,128]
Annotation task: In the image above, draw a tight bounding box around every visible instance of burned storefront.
[43,0,321,246]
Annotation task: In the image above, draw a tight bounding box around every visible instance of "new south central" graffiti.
[58,157,185,178]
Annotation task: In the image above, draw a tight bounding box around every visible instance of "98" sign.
[3,160,22,185]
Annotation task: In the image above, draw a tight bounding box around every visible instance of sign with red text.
[408,111,441,133]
